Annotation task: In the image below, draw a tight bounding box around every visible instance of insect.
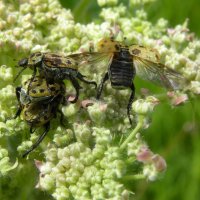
[78,38,185,124]
[14,78,66,158]
[18,76,65,105]
[21,99,63,157]
[16,52,97,103]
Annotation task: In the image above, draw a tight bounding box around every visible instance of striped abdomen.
[109,50,135,89]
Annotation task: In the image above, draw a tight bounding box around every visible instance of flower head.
[0,0,199,199]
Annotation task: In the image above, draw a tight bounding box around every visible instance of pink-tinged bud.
[34,159,43,171]
[167,92,188,106]
[167,91,175,98]
[87,102,108,123]
[152,154,167,172]
[173,94,188,106]
[140,88,150,97]
[167,28,176,36]
[99,103,108,112]
[81,99,94,108]
[136,146,153,163]
[156,39,163,45]
[67,95,77,103]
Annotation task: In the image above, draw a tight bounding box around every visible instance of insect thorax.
[41,63,78,80]
[28,52,43,68]
[109,48,135,89]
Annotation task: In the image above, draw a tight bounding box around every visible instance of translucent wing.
[129,45,185,90]
[69,37,119,74]
[69,52,113,67]
[43,52,113,72]
[69,52,114,78]
[129,45,161,63]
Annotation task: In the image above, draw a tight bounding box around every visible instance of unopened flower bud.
[136,145,153,163]
[152,154,167,172]
[132,96,159,115]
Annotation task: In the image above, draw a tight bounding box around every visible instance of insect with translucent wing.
[77,38,185,124]
[14,77,66,158]
[16,52,97,103]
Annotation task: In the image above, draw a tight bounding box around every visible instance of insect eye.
[18,58,28,67]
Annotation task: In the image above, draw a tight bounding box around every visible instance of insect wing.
[43,53,78,70]
[22,76,64,104]
[129,45,185,90]
[129,45,160,62]
[22,103,53,126]
[70,52,114,78]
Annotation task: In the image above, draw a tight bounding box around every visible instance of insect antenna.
[13,67,27,82]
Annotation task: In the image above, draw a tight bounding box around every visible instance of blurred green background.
[58,0,200,200]
[60,0,200,37]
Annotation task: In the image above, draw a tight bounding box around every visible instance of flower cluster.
[0,0,199,199]
[0,146,18,176]
[36,128,128,199]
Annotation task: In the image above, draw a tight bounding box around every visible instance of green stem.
[126,156,136,164]
[120,116,144,150]
[120,174,145,182]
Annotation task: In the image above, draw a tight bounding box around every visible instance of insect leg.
[44,77,52,94]
[22,122,50,158]
[30,125,36,134]
[5,87,22,122]
[11,87,22,119]
[127,83,135,125]
[96,72,109,99]
[69,75,81,103]
[42,64,53,94]
[11,108,21,120]
[77,72,97,88]
[27,66,37,93]
[15,87,22,102]
[57,109,68,127]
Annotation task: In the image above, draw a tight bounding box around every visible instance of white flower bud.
[52,186,70,200]
[132,96,159,115]
[143,164,158,181]
[39,174,55,191]
[87,102,108,124]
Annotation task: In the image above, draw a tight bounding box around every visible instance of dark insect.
[77,38,186,124]
[14,78,66,158]
[16,52,97,103]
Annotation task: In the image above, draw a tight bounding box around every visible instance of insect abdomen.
[109,59,135,89]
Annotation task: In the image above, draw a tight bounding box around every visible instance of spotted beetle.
[14,78,66,158]
[20,97,63,158]
[18,76,65,105]
[17,52,97,103]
